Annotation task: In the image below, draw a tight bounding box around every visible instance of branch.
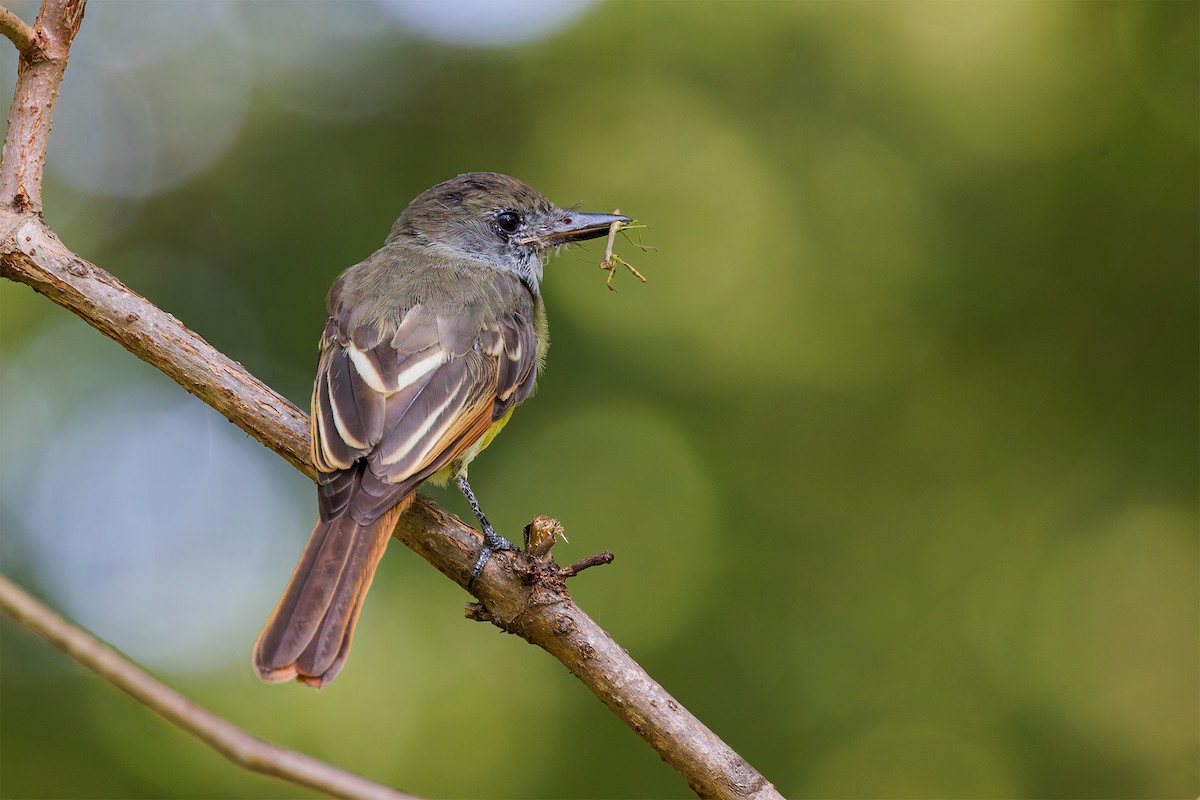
[0,6,37,57]
[0,2,781,798]
[0,0,85,213]
[0,207,781,800]
[0,575,419,800]
[0,235,781,800]
[0,213,316,477]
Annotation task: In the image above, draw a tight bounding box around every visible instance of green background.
[1,1,1196,798]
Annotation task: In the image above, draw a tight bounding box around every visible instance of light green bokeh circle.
[487,400,722,650]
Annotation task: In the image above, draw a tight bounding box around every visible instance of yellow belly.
[428,294,545,487]
[427,406,516,486]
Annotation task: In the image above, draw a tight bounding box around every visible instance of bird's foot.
[468,524,518,587]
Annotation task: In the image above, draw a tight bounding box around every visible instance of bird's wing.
[310,281,538,524]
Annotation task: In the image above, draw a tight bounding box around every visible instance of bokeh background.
[1,1,1196,798]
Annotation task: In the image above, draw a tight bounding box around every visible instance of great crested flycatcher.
[254,173,628,688]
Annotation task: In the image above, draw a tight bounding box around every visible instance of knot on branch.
[464,515,614,633]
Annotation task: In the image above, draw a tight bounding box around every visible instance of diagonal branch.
[0,1,781,798]
[0,6,37,57]
[0,575,420,800]
[0,213,315,477]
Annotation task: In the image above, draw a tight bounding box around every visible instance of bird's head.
[389,172,629,291]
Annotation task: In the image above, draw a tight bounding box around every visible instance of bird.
[253,172,629,688]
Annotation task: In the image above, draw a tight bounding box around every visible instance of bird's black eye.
[494,210,521,235]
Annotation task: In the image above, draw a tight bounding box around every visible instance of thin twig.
[0,6,38,57]
[0,575,419,800]
[559,551,615,578]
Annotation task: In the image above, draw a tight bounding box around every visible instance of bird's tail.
[253,497,410,688]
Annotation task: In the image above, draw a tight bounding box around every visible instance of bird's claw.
[467,525,518,588]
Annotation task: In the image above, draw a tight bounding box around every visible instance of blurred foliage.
[1,1,1197,798]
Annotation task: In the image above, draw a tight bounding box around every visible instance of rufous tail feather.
[253,498,409,688]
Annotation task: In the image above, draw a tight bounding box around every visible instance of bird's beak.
[520,211,632,248]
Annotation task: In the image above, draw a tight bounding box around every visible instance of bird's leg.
[455,475,518,583]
